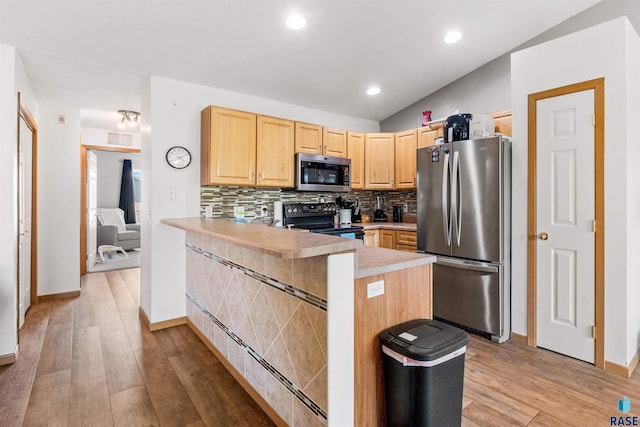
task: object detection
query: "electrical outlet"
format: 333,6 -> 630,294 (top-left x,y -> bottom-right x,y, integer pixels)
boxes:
367,280 -> 384,299
403,203 -> 408,213
167,186 -> 176,200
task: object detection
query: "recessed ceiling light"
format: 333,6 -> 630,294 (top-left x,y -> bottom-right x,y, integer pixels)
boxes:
286,14 -> 306,30
444,30 -> 462,44
367,86 -> 381,96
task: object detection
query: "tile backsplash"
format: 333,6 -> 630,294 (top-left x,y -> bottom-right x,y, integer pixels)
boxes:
200,186 -> 417,219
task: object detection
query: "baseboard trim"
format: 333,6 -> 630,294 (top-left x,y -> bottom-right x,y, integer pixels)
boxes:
0,346 -> 18,366
138,307 -> 186,332
38,290 -> 81,301
605,348 -> 640,378
510,332 -> 528,344
187,318 -> 287,427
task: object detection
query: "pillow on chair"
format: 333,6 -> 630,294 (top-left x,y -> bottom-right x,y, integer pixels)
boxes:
97,208 -> 127,232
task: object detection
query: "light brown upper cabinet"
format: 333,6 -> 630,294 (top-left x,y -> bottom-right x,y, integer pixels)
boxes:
418,124 -> 444,148
256,115 -> 295,188
201,106 -> 256,186
488,110 -> 512,137
294,122 -> 323,155
323,128 -> 347,158
395,129 -> 417,189
365,133 -> 395,189
347,131 -> 365,190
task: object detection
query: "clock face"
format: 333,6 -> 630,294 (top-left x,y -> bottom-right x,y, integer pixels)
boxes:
166,146 -> 191,169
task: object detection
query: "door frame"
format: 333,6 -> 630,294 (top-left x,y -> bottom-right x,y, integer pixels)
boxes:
79,144 -> 140,276
527,78 -> 605,368
17,92 -> 38,316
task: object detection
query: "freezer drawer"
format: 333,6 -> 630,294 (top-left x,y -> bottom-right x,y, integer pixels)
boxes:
433,258 -> 503,338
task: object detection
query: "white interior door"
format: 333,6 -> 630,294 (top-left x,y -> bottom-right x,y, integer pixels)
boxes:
536,89 -> 595,363
87,151 -> 98,271
18,116 -> 33,329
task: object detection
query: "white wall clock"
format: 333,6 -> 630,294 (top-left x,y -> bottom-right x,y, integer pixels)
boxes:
166,146 -> 191,169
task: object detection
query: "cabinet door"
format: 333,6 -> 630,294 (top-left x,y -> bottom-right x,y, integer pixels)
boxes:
295,122 -> 323,155
418,126 -> 441,148
202,106 -> 256,186
257,115 -> 295,188
323,128 -> 347,158
365,133 -> 395,189
347,131 -> 365,190
379,229 -> 395,249
395,129 -> 417,189
363,229 -> 379,247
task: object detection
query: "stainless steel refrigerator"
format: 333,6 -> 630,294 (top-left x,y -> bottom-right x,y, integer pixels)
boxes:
417,136 -> 511,343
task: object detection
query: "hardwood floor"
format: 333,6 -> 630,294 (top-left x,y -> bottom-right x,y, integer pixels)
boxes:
2,267 -> 639,426
0,268 -> 274,427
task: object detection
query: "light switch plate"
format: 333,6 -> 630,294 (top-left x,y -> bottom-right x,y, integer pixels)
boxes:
367,280 -> 384,298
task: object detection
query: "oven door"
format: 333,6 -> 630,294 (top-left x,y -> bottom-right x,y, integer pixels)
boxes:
296,153 -> 351,192
311,228 -> 364,240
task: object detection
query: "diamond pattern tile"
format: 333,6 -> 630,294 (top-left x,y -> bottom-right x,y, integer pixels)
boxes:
248,286 -> 280,354
281,305 -> 326,389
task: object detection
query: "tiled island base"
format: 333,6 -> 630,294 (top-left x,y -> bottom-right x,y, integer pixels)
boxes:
184,232 -> 329,427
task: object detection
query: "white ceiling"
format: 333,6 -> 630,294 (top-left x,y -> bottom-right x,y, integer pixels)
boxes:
0,0 -> 602,131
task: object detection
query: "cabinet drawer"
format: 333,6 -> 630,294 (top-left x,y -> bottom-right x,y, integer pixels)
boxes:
396,230 -> 417,246
395,244 -> 417,253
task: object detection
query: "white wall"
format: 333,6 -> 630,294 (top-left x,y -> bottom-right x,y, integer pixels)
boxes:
380,0 -> 640,132
0,46 -> 38,357
37,100 -> 81,296
82,127 -> 141,149
140,76 -> 379,324
94,151 -> 141,209
511,17 -> 640,366
624,23 -> 640,365
0,44 -> 18,357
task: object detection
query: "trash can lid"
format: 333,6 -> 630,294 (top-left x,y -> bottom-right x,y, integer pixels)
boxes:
380,319 -> 469,361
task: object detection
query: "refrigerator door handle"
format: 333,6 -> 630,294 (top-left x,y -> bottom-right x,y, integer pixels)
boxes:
437,258 -> 499,273
452,151 -> 461,246
442,152 -> 451,245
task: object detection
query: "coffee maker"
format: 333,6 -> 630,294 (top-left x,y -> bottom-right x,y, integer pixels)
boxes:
374,196 -> 387,222
392,205 -> 403,223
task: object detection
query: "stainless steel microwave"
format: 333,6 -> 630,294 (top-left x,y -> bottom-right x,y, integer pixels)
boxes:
295,153 -> 351,192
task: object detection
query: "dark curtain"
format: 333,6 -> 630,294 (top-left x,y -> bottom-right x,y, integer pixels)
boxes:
119,159 -> 136,224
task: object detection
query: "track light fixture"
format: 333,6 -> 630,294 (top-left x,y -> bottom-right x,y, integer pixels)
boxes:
117,110 -> 140,129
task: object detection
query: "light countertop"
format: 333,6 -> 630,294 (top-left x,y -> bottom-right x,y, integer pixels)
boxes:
162,217 -> 434,275
161,217 -> 362,259
354,246 -> 435,279
360,222 -> 417,231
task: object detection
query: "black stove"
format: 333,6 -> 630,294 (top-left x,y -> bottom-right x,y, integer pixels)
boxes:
282,202 -> 364,240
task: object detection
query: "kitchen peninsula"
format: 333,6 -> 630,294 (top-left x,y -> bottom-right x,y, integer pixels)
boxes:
162,217 -> 435,426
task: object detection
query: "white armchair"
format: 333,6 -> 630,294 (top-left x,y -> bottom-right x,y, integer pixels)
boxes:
96,208 -> 140,250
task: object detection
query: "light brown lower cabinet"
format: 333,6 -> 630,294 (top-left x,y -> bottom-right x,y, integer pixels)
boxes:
363,229 -> 379,247
364,228 -> 417,252
395,230 -> 417,252
354,264 -> 432,426
379,229 -> 395,249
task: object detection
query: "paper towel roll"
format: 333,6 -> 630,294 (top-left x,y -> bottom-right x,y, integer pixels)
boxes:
273,201 -> 284,227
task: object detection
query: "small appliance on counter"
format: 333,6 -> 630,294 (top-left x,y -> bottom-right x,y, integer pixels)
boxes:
443,113 -> 472,143
374,196 -> 388,222
392,205 -> 403,223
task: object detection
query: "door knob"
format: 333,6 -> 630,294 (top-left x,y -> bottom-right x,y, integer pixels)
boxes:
538,231 -> 549,241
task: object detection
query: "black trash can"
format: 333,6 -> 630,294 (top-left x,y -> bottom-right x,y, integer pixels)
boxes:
380,319 -> 469,427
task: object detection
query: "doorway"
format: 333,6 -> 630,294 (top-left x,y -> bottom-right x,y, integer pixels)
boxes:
527,78 -> 605,368
17,93 -> 38,331
80,145 -> 141,275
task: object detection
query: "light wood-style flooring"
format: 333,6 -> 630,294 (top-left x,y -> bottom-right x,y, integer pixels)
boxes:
0,268 -> 274,426
1,267 -> 639,426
